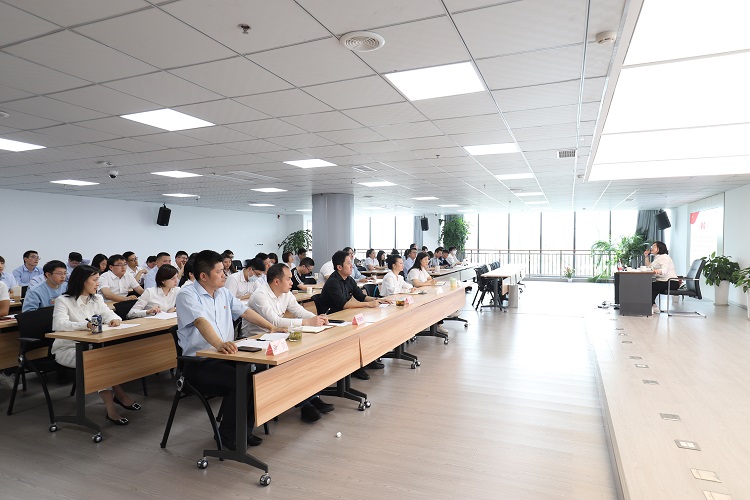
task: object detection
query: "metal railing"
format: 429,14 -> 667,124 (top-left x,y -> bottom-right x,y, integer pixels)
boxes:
462,249 -> 615,278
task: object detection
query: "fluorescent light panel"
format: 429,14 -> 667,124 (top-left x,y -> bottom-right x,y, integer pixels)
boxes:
439,204 -> 460,207
359,181 -> 396,187
121,109 -> 214,131
50,179 -> 98,186
412,196 -> 438,201
163,193 -> 198,197
384,62 -> 484,101
152,170 -> 202,178
590,155 -> 750,181
0,138 -> 46,152
249,203 -> 274,207
464,143 -> 520,156
296,209 -> 311,212
515,192 -> 544,197
252,188 -> 287,193
283,159 -> 337,168
495,173 -> 534,180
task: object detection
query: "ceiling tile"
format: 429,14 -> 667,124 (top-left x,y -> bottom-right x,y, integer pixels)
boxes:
2,0 -> 149,27
0,3 -> 59,46
2,96 -> 107,122
170,57 -> 293,98
0,52 -> 90,94
234,89 -> 332,117
77,116 -> 161,136
248,38 -> 374,87
343,102 -> 425,127
174,100 -> 269,125
434,114 -> 507,135
179,144 -> 246,158
75,8 -> 234,68
35,123 -> 120,143
283,111 -> 362,132
450,130 -> 514,146
49,85 -> 158,115
375,121 -> 444,140
413,91 -> 497,120
317,128 -> 387,144
95,137 -> 166,153
265,133 -> 334,149
477,45 -> 583,90
137,132 -> 208,149
104,72 -> 222,107
296,0 -> 445,33
0,109 -> 60,130
227,119 -> 307,138
220,139 -> 287,154
176,126 -> 256,144
0,84 -> 34,103
304,75 -> 404,109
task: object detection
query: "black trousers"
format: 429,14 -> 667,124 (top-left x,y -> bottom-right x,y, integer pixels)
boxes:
652,280 -> 670,305
184,359 -> 254,440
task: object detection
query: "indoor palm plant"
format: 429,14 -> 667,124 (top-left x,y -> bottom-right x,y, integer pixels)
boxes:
439,218 -> 470,259
702,252 -> 739,305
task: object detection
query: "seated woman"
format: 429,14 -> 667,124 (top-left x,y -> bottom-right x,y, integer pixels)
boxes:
178,259 -> 196,288
380,254 -> 413,296
128,264 -> 180,318
282,251 -> 294,269
376,250 -> 387,269
221,253 -> 234,277
51,265 -> 141,426
643,241 -> 677,313
364,249 -> 382,270
268,253 -> 278,265
91,253 -> 108,274
406,252 -> 437,287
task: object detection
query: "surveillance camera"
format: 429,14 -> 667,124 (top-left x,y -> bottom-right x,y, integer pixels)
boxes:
108,169 -> 119,179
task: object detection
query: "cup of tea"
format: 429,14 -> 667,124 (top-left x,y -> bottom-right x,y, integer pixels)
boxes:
288,328 -> 302,342
450,277 -> 457,288
395,298 -> 405,307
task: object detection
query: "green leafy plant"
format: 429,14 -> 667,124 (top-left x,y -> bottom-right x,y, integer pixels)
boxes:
563,267 -> 575,279
439,218 -> 470,255
278,229 -> 313,255
731,266 -> 750,292
590,233 -> 649,280
702,252 -> 740,286
617,234 -> 649,268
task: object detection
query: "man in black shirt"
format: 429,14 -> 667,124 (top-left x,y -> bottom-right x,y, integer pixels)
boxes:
291,257 -> 316,291
317,251 -> 389,379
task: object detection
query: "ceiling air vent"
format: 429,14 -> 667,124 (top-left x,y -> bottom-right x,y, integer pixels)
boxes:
339,31 -> 385,52
557,149 -> 577,159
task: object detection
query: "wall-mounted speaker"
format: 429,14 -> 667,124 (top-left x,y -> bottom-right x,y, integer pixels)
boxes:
420,217 -> 429,231
157,205 -> 171,226
655,211 -> 671,230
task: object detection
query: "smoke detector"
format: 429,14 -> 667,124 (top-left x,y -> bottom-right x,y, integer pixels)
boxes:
339,31 -> 385,52
595,31 -> 617,45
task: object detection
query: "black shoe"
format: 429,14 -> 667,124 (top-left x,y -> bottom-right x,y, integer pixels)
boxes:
301,403 -> 322,422
104,412 -> 128,426
247,433 -> 263,446
366,360 -> 384,369
310,396 -> 334,413
352,368 -> 370,380
113,396 -> 142,411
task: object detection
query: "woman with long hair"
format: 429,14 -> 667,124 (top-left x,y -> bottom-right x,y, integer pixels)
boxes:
51,265 -> 140,425
128,264 -> 180,318
91,253 -> 108,273
406,252 -> 437,287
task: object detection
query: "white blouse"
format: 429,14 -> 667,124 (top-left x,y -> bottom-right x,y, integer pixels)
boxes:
380,270 -> 413,296
407,267 -> 430,284
651,254 -> 677,282
127,286 -> 181,318
364,257 -> 379,269
51,294 -> 121,355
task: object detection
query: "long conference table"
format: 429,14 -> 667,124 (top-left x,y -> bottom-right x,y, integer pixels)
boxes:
481,264 -> 525,308
37,283 -> 466,486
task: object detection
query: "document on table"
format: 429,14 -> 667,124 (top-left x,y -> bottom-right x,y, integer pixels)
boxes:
331,321 -> 352,327
259,332 -> 290,341
0,314 -> 16,320
298,325 -> 335,333
378,303 -> 391,308
102,323 -> 140,331
235,338 -> 269,349
435,281 -> 446,286
152,312 -> 177,320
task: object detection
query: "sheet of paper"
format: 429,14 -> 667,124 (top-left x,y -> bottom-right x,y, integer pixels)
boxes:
299,325 -> 334,333
1,314 -> 16,320
378,303 -> 391,308
102,323 -> 140,331
259,332 -> 290,341
331,321 -> 352,326
152,311 -> 177,320
235,338 -> 270,348
435,281 -> 446,286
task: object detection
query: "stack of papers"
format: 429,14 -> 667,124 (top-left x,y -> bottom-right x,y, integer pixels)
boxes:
152,312 -> 177,320
102,323 -> 140,331
259,332 -> 289,341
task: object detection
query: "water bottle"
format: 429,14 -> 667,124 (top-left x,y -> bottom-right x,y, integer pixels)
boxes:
90,314 -> 103,334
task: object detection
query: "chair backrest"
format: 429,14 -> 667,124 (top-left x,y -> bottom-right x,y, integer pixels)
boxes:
311,294 -> 324,315
16,306 -> 54,342
475,265 -> 489,287
362,283 -> 379,297
490,262 -> 499,270
232,260 -> 243,270
685,258 -> 705,300
21,285 -> 29,298
114,300 -> 136,319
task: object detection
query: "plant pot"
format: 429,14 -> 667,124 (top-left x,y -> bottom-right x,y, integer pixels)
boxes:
567,278 -> 573,283
714,281 -> 730,305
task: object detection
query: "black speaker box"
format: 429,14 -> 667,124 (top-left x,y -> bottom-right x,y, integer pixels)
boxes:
157,206 -> 171,226
420,217 -> 429,231
655,211 -> 671,230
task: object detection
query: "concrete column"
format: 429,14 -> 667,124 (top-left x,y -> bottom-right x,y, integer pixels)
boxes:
312,193 -> 354,270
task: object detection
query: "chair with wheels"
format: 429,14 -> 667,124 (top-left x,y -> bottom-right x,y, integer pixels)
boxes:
7,307 -> 74,432
664,258 -> 706,317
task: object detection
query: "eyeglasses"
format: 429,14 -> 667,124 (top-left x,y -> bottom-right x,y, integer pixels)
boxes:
111,263 -> 127,267
51,272 -> 67,277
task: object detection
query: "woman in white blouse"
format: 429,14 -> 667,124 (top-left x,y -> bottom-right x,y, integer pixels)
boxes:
51,265 -> 140,425
128,264 -> 180,318
643,241 -> 678,313
407,252 -> 437,287
380,255 -> 414,296
364,249 -> 383,270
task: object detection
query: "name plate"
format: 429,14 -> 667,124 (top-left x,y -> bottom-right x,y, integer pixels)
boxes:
352,313 -> 366,325
435,286 -> 444,294
266,339 -> 289,355
403,296 -> 414,304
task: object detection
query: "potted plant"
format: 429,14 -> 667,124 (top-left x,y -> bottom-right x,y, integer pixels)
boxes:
731,266 -> 750,318
278,229 -> 313,255
439,217 -> 470,260
563,267 -> 575,282
702,252 -> 740,305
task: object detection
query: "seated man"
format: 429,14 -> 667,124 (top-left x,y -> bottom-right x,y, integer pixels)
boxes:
429,247 -> 448,269
320,248 -> 367,283
123,251 -> 148,283
254,253 -> 272,274
0,280 -> 9,317
98,254 -> 144,303
22,260 -> 68,312
225,258 -> 265,300
176,250 -> 284,450
293,248 -> 307,269
243,264 -> 332,422
174,250 -> 188,279
0,255 -> 18,294
291,257 -> 317,292
403,247 -> 417,273
13,250 -> 43,286
317,251 -> 390,380
66,252 -> 82,281
445,246 -> 460,266
143,252 -> 171,289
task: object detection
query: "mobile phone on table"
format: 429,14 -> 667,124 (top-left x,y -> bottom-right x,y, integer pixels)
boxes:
238,346 -> 262,352
328,319 -> 345,324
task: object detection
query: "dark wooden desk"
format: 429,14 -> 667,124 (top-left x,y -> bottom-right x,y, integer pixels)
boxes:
615,271 -> 655,316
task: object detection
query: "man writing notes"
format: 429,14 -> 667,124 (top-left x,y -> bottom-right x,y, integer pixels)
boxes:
22,260 -> 68,312
176,250 -> 283,450
243,263 -> 333,422
99,254 -> 144,303
317,251 -> 390,380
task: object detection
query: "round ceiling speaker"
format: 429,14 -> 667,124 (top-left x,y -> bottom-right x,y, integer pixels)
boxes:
339,31 -> 385,52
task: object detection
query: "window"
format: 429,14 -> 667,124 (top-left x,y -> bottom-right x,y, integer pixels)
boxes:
353,214 -> 370,250
395,215 -> 413,250
479,213 -> 508,250
509,212 -> 541,250
370,215 -> 395,250
610,210 -> 638,241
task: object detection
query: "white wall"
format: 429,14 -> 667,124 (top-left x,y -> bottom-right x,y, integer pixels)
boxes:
724,184 -> 750,307
0,188 -> 288,270
667,205 -> 689,275
421,215 -> 441,250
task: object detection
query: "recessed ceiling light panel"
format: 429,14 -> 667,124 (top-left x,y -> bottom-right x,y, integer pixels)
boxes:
283,159 -> 337,168
439,204 -> 459,207
0,138 -> 45,152
121,109 -> 214,131
495,173 -> 534,181
359,181 -> 396,187
464,143 -> 520,156
252,187 -> 287,193
249,203 -> 274,207
385,62 -> 484,101
163,193 -> 199,198
50,179 -> 98,186
515,192 -> 544,197
412,196 -> 438,201
152,170 -> 202,178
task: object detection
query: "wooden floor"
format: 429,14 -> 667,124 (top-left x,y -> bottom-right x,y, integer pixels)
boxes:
0,283 -> 622,499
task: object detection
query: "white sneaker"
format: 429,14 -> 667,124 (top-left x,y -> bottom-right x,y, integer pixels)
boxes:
652,305 -> 660,314
436,325 -> 449,334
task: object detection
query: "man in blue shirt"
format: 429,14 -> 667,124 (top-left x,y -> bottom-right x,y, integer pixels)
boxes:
143,252 -> 171,289
0,255 -> 18,293
22,260 -> 68,312
12,250 -> 43,286
66,252 -> 82,281
176,250 -> 283,451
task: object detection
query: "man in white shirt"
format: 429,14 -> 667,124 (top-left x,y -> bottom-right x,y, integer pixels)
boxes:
225,258 -> 265,300
244,263 -> 332,422
99,254 -> 145,303
293,248 -> 307,269
445,247 -> 460,266
123,251 -> 148,283
143,252 -> 171,289
174,250 -> 188,278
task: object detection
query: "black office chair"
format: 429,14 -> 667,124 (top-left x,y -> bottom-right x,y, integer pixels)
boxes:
232,260 -> 243,271
113,300 -> 150,396
473,265 -> 498,310
664,258 -> 706,317
7,307 -> 74,431
21,285 -> 28,298
362,283 -> 379,297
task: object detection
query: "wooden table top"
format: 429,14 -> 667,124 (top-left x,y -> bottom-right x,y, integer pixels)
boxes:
482,264 -> 525,278
46,317 -> 177,343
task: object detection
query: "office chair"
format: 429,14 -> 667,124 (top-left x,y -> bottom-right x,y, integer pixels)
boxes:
7,307 -> 75,432
113,300 -> 150,396
232,260 -> 243,271
664,258 -> 706,317
362,283 -> 379,297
